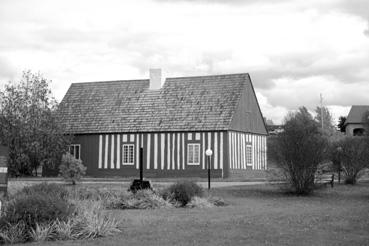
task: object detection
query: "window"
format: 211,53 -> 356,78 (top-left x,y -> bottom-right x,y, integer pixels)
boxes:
69,144 -> 81,159
246,145 -> 252,165
122,144 -> 134,165
187,143 -> 200,165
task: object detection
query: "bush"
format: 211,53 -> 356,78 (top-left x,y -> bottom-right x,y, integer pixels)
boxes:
0,221 -> 27,244
59,153 -> 87,185
162,181 -> 203,206
107,189 -> 172,210
17,182 -> 69,201
72,200 -> 121,238
268,107 -> 328,195
1,193 -> 73,233
330,137 -> 369,185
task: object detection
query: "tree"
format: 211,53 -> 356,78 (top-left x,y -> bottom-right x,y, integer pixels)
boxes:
314,106 -> 336,135
337,116 -> 346,133
59,153 -> 86,185
330,137 -> 369,184
0,71 -> 71,176
362,110 -> 369,136
268,107 -> 328,195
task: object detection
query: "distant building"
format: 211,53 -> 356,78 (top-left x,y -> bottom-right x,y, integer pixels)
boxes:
266,125 -> 284,135
344,105 -> 369,136
57,71 -> 268,178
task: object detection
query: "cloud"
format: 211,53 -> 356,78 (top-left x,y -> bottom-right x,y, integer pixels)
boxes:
0,56 -> 16,84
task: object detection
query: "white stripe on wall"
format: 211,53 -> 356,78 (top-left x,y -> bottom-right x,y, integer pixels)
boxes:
147,134 -> 151,169
202,133 -> 205,169
116,134 -> 120,169
110,134 -> 115,169
167,134 -> 170,170
98,135 -> 102,169
172,133 -> 175,170
220,132 -> 223,170
177,133 -> 180,170
182,133 -> 185,170
154,133 -> 158,169
161,134 -> 165,170
214,132 -> 218,169
104,135 -> 108,169
136,134 -> 140,169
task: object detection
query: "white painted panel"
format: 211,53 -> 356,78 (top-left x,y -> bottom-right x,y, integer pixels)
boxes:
167,133 -> 171,170
235,133 -> 238,169
123,134 -> 127,142
161,134 -> 165,170
229,132 -> 233,169
182,133 -> 185,170
0,167 -> 7,173
241,134 -> 245,169
195,133 -> 200,140
98,135 -> 102,169
220,132 -> 223,170
104,135 -> 108,169
130,134 -> 134,142
202,133 -> 205,169
177,133 -> 180,170
154,134 -> 158,169
214,132 -> 218,169
110,135 -> 115,169
116,135 -> 120,169
136,134 -> 140,169
265,136 -> 268,169
188,133 -> 192,140
147,134 -> 151,169
172,134 -> 175,170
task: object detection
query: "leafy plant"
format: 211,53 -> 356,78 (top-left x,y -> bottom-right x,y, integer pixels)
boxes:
29,223 -> 56,242
0,221 -> 27,244
0,70 -> 71,177
162,181 -> 203,206
18,182 -> 69,201
268,107 -> 328,195
59,153 -> 87,185
2,193 -> 73,232
331,137 -> 369,184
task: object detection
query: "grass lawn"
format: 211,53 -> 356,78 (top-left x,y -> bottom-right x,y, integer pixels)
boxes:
20,182 -> 369,246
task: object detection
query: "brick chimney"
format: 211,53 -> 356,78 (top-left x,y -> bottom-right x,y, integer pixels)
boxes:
149,68 -> 163,90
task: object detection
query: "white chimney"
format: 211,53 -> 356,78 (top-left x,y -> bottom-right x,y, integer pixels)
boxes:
149,68 -> 163,90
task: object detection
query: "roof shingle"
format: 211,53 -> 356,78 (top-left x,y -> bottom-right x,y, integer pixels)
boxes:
58,73 -> 251,134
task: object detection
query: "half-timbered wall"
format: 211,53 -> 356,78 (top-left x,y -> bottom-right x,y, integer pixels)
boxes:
97,132 -> 224,170
228,131 -> 267,170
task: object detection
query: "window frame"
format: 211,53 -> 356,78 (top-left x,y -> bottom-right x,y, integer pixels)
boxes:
69,144 -> 81,160
187,143 -> 200,165
122,144 -> 135,165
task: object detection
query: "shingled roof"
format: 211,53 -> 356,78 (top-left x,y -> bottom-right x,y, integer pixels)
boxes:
58,73 -> 255,134
345,105 -> 369,125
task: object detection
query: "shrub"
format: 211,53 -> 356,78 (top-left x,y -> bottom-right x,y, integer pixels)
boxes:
1,193 -> 73,232
17,182 -> 69,201
162,181 -> 203,206
186,196 -> 214,208
0,221 -> 27,244
331,137 -> 369,185
268,107 -> 328,195
59,153 -> 87,185
107,189 -> 172,209
72,200 -> 121,239
29,223 -> 55,242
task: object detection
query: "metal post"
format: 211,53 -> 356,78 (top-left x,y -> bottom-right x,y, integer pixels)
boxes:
140,147 -> 143,182
207,156 -> 211,190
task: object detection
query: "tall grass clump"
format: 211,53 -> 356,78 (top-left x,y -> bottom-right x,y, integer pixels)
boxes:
162,181 -> 203,207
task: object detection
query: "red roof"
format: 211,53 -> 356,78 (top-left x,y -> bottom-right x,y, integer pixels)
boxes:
345,105 -> 369,124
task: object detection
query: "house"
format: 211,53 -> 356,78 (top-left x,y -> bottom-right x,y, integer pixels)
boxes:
344,105 -> 369,136
58,70 -> 268,178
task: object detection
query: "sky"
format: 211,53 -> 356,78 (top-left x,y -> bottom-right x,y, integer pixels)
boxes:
0,0 -> 368,124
